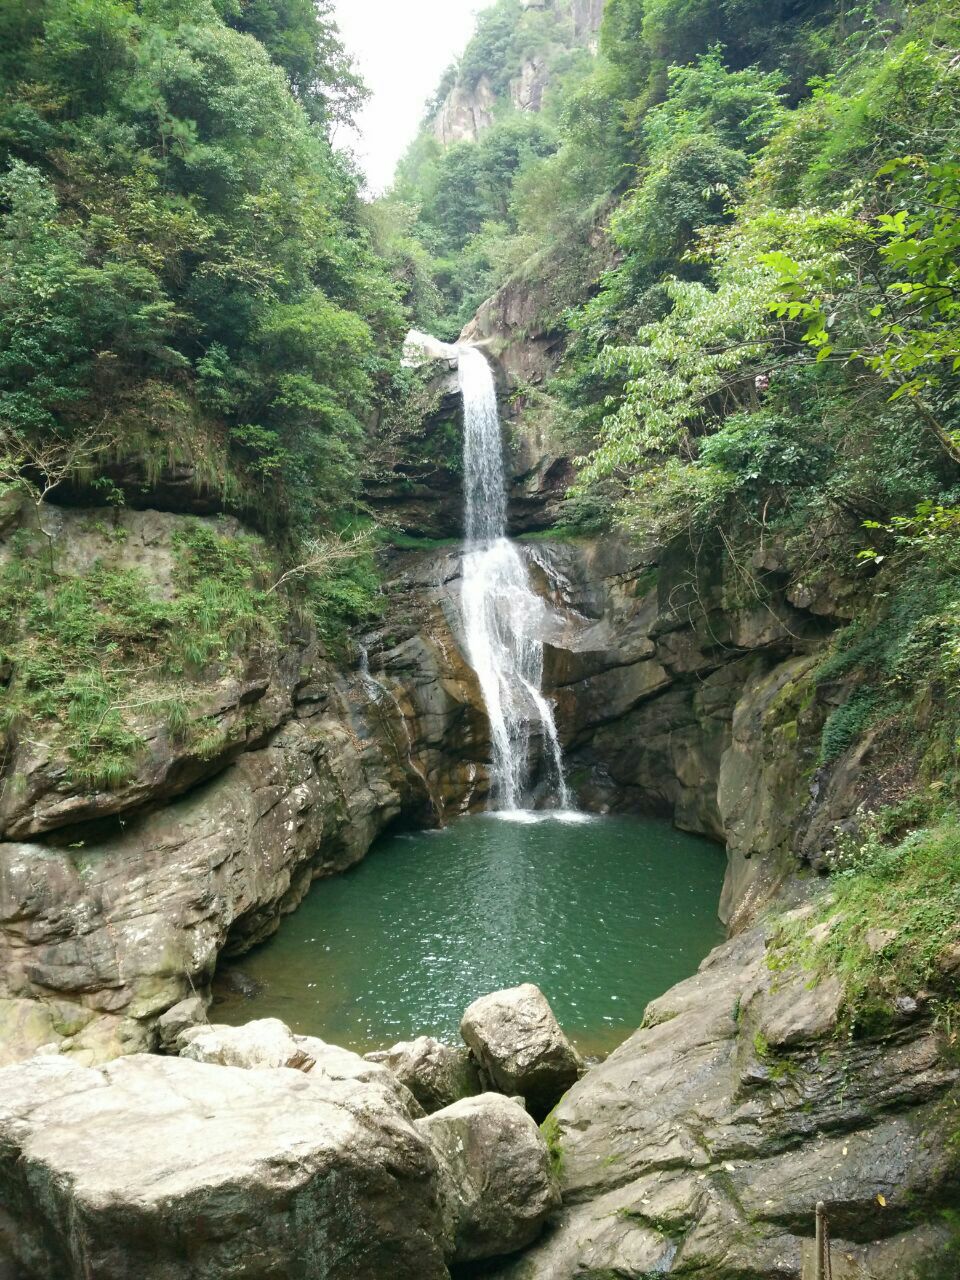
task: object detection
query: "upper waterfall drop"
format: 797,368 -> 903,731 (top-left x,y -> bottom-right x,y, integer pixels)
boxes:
456,344 -> 571,814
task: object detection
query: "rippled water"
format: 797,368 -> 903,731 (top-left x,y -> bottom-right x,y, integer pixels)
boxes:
214,813 -> 725,1058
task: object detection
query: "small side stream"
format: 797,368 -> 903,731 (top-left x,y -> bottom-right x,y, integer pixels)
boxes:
215,813 -> 724,1058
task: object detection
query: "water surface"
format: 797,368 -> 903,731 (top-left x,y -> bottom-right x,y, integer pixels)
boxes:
215,813 -> 725,1057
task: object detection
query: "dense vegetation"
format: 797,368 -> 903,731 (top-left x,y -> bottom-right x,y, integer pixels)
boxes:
0,0 -> 402,780
0,0 -> 405,538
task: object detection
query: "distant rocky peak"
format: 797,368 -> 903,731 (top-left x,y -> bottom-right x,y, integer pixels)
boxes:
430,0 -> 603,147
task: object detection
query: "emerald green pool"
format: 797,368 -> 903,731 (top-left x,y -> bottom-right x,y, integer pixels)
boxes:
215,813 -> 726,1058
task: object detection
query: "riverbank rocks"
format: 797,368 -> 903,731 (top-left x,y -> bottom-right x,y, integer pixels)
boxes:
0,1054 -> 451,1280
179,1018 -> 422,1118
155,995 -> 208,1053
460,984 -> 584,1119
0,1046 -> 561,1280
482,926 -> 960,1279
422,1093 -> 560,1262
365,1035 -> 482,1113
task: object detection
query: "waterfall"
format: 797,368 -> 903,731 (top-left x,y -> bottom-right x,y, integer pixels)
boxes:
457,345 -> 571,813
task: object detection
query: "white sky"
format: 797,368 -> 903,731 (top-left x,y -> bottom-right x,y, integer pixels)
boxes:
332,0 -> 492,193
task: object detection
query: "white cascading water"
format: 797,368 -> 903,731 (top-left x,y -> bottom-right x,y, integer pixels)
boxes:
457,345 -> 571,813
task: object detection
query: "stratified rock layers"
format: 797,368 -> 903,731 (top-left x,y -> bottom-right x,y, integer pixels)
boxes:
489,924 -> 960,1278
0,507 -> 489,1066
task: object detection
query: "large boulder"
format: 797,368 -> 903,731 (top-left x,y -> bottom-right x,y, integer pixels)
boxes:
460,984 -> 583,1120
421,1093 -> 560,1263
0,1054 -> 450,1280
365,1035 -> 482,1114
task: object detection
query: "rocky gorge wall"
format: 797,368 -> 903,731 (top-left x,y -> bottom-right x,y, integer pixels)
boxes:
0,431 -> 874,1069
1,315 -> 957,1277
0,499 -> 495,1066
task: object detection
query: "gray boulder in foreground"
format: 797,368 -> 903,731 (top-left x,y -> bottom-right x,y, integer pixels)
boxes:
0,1027 -> 561,1280
0,1054 -> 450,1280
421,1093 -> 560,1262
365,1035 -> 482,1113
460,984 -> 583,1119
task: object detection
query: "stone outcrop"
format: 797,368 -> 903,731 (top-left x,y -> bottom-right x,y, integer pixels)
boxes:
0,507 -> 490,1067
521,535 -> 870,926
433,76 -> 496,145
0,506 -> 301,839
487,922 -> 960,1278
0,717 -> 404,1063
430,0 -> 605,148
366,338 -> 465,538
460,983 -> 584,1120
511,56 -> 550,112
0,1032 -> 559,1279
570,0 -> 605,37
423,1093 -> 560,1262
365,1035 -> 482,1114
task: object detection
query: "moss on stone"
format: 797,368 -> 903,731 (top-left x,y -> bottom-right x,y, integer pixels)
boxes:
540,1113 -> 565,1182
769,816 -> 960,1031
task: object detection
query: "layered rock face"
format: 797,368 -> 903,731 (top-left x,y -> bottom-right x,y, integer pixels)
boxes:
429,0 -> 605,149
503,535 -> 868,928
488,920 -> 960,1279
0,505 -> 490,1066
433,75 -> 496,145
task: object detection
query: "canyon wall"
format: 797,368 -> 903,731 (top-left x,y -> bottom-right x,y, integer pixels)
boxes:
2,319 -> 955,1279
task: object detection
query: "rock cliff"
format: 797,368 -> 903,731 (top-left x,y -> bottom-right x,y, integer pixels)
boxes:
1,317 -> 955,1277
429,0 -> 606,149
0,502 -> 490,1065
